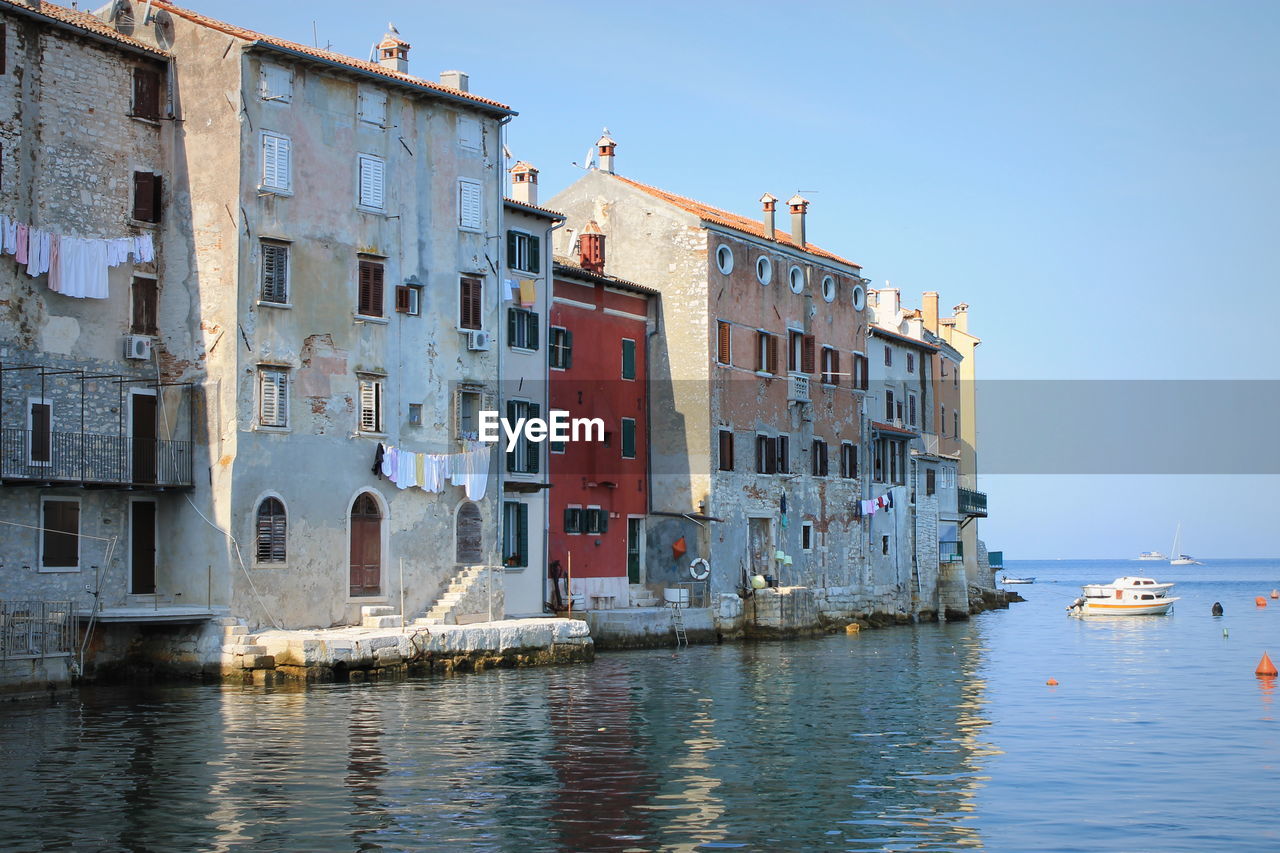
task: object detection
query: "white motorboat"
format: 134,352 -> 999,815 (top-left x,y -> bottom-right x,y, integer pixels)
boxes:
1068,578 -> 1179,616
1001,576 -> 1035,584
1137,551 -> 1167,561
1169,523 -> 1203,565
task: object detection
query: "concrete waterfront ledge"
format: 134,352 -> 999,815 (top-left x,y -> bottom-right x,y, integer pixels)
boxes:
219,617 -> 593,683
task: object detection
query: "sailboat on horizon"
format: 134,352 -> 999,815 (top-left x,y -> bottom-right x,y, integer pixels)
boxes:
1170,522 -> 1204,566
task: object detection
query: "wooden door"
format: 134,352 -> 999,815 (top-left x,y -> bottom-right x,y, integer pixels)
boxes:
349,493 -> 381,596
131,393 -> 157,484
131,500 -> 156,594
626,518 -> 642,584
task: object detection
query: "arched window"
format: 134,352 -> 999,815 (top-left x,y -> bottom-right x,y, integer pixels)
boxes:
255,497 -> 286,563
456,501 -> 483,564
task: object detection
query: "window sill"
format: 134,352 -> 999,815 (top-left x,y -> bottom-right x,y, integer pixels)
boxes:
128,114 -> 163,126
457,327 -> 485,335
254,563 -> 288,570
503,565 -> 527,573
256,300 -> 292,309
356,206 -> 388,216
257,186 -> 293,197
38,566 -> 80,574
358,432 -> 388,440
347,595 -> 388,603
128,219 -> 160,230
509,346 -> 537,354
354,314 -> 389,325
253,424 -> 292,434
459,226 -> 483,234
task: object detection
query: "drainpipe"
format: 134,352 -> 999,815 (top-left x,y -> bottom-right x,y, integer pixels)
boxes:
543,216 -> 567,612
492,114 -> 512,620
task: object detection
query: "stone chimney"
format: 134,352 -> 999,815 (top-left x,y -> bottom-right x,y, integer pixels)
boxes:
760,193 -> 777,240
580,220 -> 605,274
880,285 -> 900,317
922,291 -> 939,332
952,302 -> 969,333
377,28 -> 410,73
596,131 -> 616,175
787,194 -> 809,247
510,161 -> 538,206
439,70 -> 469,92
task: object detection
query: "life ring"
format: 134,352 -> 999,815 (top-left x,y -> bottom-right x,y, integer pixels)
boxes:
689,558 -> 711,581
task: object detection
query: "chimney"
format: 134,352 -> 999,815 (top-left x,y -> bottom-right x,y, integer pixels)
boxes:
439,70 -> 469,92
787,194 -> 809,247
580,220 -> 605,274
596,131 -> 616,175
953,302 -> 969,333
510,161 -> 538,206
377,28 -> 410,73
922,292 -> 939,332
760,193 -> 777,240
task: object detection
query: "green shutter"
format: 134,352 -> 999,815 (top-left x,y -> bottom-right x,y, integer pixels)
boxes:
527,403 -> 541,473
622,418 -> 635,459
599,510 -> 609,533
565,507 -> 579,533
564,330 -> 574,368
529,235 -> 541,273
517,503 -> 529,566
506,230 -> 517,269
621,339 -> 635,379
527,312 -> 539,351
506,400 -> 518,472
508,308 -> 519,346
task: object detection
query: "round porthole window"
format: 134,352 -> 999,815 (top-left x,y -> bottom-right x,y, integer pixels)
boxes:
821,275 -> 836,303
789,265 -> 804,294
851,284 -> 866,311
756,256 -> 772,285
716,245 -> 734,275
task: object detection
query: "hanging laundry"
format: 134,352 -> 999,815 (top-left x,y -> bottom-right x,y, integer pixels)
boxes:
15,222 -> 29,265
861,499 -> 879,516
371,443 -> 386,478
518,279 -> 536,307
463,446 -> 490,501
502,278 -> 516,303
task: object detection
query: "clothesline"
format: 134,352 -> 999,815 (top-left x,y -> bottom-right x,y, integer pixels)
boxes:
858,490 -> 895,518
372,441 -> 492,501
1,212 -> 155,299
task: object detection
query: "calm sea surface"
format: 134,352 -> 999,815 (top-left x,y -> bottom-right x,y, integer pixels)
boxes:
3,558 -> 1280,852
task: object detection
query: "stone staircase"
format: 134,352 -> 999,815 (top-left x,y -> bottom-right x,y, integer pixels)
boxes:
219,617 -> 274,669
359,605 -> 403,629
630,584 -> 659,608
414,566 -> 501,626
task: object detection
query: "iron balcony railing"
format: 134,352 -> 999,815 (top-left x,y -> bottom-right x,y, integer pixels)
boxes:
1,428 -> 193,488
958,487 -> 988,517
0,600 -> 75,659
940,540 -> 964,563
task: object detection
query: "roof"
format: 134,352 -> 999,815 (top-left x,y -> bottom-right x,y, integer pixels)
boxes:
553,258 -> 658,297
0,0 -> 169,58
609,174 -> 862,270
869,325 -> 941,352
870,420 -> 920,438
503,198 -> 565,221
149,1 -> 513,115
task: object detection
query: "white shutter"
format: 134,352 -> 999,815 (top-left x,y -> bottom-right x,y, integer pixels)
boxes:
260,64 -> 293,103
259,369 -> 287,427
359,155 -> 385,210
262,133 -> 290,191
458,116 -> 481,150
359,379 -> 382,432
358,87 -> 387,126
458,178 -> 482,230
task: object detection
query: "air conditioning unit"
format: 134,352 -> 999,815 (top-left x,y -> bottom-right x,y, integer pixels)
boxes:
467,330 -> 492,352
124,335 -> 153,360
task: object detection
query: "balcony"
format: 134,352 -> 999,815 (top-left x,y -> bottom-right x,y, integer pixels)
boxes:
788,374 -> 811,404
959,487 -> 987,517
939,540 -> 963,563
1,429 -> 193,489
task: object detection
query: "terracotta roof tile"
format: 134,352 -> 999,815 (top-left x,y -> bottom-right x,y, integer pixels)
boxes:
610,174 -> 862,270
870,420 -> 920,437
553,258 -> 658,296
869,325 -> 940,352
503,197 -> 565,220
0,0 -> 169,56
149,1 -> 512,114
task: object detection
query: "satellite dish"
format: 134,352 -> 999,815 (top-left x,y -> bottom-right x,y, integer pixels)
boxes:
94,0 -> 135,35
153,8 -> 175,49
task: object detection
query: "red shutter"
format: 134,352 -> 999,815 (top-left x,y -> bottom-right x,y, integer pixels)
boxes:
802,335 -> 816,374
395,285 -> 411,313
717,322 -> 731,365
460,277 -> 481,330
832,350 -> 841,385
767,334 -> 778,374
132,172 -> 157,222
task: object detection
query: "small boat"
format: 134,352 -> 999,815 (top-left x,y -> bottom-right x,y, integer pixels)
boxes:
1001,576 -> 1035,584
1068,577 -> 1179,616
1137,551 -> 1167,561
1169,523 -> 1203,565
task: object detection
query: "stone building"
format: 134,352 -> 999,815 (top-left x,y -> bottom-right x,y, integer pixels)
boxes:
548,138 -> 881,611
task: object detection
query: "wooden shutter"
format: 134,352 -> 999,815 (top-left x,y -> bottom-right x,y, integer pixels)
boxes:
359,155 -> 385,209
42,501 -> 79,568
262,243 -> 288,303
564,329 -> 574,369
395,285 -> 411,313
259,369 -> 287,427
926,468 -> 936,496
776,435 -> 789,473
506,400 -> 519,472
622,418 -> 636,459
622,338 -> 636,378
506,231 -> 518,269
516,503 -> 529,566
132,171 -> 158,222
262,133 -> 290,191
832,350 -> 841,386
526,311 -> 539,351
802,335 -> 816,374
460,277 -> 481,329
507,308 -> 519,345
565,507 -> 580,534
456,502 -> 482,563
358,260 -> 384,316
717,322 -> 731,365
133,67 -> 161,119
30,402 -> 51,463
359,379 -> 381,432
719,429 -> 734,471
529,235 -> 541,273
256,498 -> 287,563
527,404 -> 541,474
131,276 -> 157,334
859,355 -> 869,390
885,391 -> 894,421
909,395 -> 917,426
458,179 -> 482,229
767,334 -> 779,374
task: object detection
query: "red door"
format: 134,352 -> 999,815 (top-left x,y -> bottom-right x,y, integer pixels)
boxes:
349,493 -> 381,596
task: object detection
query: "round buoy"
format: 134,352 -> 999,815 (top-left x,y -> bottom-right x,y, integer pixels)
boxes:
1212,602 -> 1224,616
1257,597 -> 1268,608
1257,652 -> 1278,677
1046,678 -> 1059,686
1272,589 -> 1279,600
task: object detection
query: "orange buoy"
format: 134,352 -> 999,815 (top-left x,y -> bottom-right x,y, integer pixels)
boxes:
1046,678 -> 1059,686
1256,597 -> 1268,608
1256,653 -> 1278,678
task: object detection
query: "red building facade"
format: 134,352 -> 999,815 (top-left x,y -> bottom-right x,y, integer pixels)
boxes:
547,251 -> 655,610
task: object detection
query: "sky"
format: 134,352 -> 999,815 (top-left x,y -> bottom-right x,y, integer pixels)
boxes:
186,0 -> 1280,558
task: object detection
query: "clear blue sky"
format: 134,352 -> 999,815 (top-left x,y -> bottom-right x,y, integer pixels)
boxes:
190,0 -> 1280,558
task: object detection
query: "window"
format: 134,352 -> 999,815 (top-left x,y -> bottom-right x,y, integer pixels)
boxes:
941,360 -> 948,378
852,353 -> 869,390
0,24 -> 5,76
884,345 -> 892,367
29,400 -> 51,465
507,230 -> 541,273
260,241 -> 288,304
621,417 -> 636,459
954,411 -> 960,438
908,394 -> 917,427
926,468 -> 937,496
395,283 -> 422,315
801,522 -> 814,552
41,498 -> 79,570
502,501 -> 529,568
260,63 -> 292,102
456,501 -> 483,563
132,66 -> 162,119
906,352 -> 915,374
458,178 -> 482,230
261,132 -> 291,192
564,506 -> 583,534
882,535 -> 890,555
757,255 -> 772,285
821,347 -> 840,385
622,338 -> 637,379
788,330 -> 802,372
941,404 -> 947,435
549,327 -> 573,369
357,86 -> 387,126
585,507 -> 609,534
132,171 -> 161,222
811,439 -> 829,476
954,368 -> 959,388
131,276 -> 157,335
357,259 -> 384,317
840,442 -> 857,479
821,275 -> 836,303
718,428 -> 735,471
885,390 -> 895,422
789,265 -> 804,293
255,497 -> 287,563
508,307 -> 539,350
755,435 -> 775,475
716,322 -> 731,366
756,331 -> 779,373
258,367 -> 288,428
358,154 -> 385,210
458,116 -> 482,151
459,276 -> 483,330
852,284 -> 866,311
359,377 -> 384,433
716,244 -> 734,274
506,399 -> 540,474
802,335 -> 816,374
454,386 -> 483,441
408,403 -> 422,425
776,434 -> 790,474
